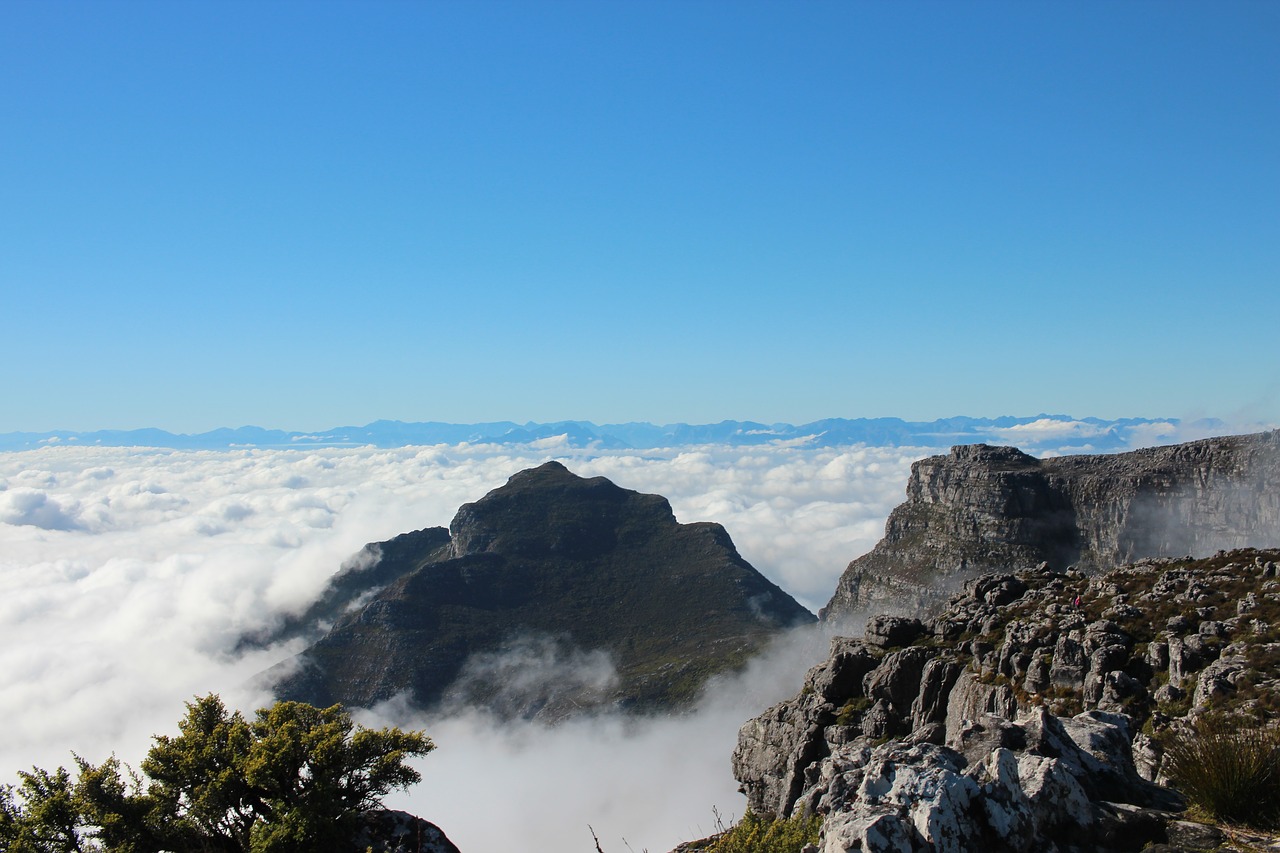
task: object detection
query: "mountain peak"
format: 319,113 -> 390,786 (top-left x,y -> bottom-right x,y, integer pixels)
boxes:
271,464 -> 814,719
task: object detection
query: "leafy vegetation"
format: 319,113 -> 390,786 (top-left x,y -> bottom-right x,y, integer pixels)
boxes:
704,811 -> 822,853
835,697 -> 872,727
1159,715 -> 1280,829
0,695 -> 432,853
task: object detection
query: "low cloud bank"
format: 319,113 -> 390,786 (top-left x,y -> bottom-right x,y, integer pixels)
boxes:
368,623 -> 841,852
0,430 -> 1222,848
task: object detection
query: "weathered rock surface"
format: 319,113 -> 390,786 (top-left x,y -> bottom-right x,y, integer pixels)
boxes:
354,809 -> 460,853
733,549 -> 1280,852
270,462 -> 814,718
824,430 -> 1280,621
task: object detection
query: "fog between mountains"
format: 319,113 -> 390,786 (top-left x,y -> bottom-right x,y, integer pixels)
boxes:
0,431 -> 1198,850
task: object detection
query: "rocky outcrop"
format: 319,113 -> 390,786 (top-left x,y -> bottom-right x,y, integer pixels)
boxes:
354,810 -> 460,853
271,462 -> 814,718
733,549 -> 1280,852
824,430 -> 1280,621
807,711 -> 1182,853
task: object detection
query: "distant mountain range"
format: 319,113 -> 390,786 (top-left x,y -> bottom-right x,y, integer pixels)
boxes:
0,415 -> 1235,453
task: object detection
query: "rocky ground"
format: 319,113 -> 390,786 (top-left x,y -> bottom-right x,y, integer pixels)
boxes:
355,810 -> 461,853
730,548 -> 1280,852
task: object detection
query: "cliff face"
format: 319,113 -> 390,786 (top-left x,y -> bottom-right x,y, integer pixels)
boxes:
823,431 -> 1280,622
271,462 -> 814,719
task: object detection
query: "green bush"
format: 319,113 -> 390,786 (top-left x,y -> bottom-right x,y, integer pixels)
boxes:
1,695 -> 433,853
1161,716 -> 1280,829
707,810 -> 821,853
835,697 -> 872,727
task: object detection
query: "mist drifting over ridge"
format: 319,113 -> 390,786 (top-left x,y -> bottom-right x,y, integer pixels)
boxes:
1,421 -> 1272,850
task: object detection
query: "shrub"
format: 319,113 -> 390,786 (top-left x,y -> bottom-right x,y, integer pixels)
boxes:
2,695 -> 433,853
835,697 -> 872,727
1160,716 -> 1280,829
707,811 -> 821,853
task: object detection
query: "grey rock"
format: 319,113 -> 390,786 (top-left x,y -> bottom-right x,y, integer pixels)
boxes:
1098,671 -> 1144,714
733,691 -> 833,817
734,548 -> 1276,837
910,657 -> 963,730
809,638 -> 881,704
950,714 -> 1026,766
1147,640 -> 1170,671
1198,620 -> 1228,638
1131,733 -> 1163,783
944,671 -> 1018,745
969,573 -> 1030,606
1022,653 -> 1052,695
865,646 -> 938,721
1168,634 -> 1217,684
864,615 -> 927,649
1164,819 -> 1228,850
860,699 -> 896,740
1091,801 -> 1170,852
1191,656 -> 1248,709
1084,643 -> 1132,702
1050,633 -> 1087,689
823,431 -> 1280,622
354,810 -> 461,853
809,714 -> 1164,853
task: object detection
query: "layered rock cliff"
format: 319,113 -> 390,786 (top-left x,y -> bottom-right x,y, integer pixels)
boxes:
824,430 -> 1280,622
271,462 -> 814,718
732,549 -> 1280,852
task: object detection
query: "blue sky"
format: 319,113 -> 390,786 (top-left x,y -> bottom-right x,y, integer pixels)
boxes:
2,0 -> 1277,433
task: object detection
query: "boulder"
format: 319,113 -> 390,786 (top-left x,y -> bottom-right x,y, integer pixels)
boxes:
354,810 -> 461,853
864,615 -> 928,649
734,692 -> 832,817
809,711 -> 1182,853
943,672 -> 1018,745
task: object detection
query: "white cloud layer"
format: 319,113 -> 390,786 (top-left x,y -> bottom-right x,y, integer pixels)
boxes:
0,433 -> 1174,849
0,441 -> 913,849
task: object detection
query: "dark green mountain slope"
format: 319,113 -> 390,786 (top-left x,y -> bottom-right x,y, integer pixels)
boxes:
272,462 -> 814,718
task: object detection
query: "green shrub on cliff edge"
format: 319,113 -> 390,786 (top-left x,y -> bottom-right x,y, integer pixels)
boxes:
706,811 -> 821,853
0,694 -> 432,853
1160,715 -> 1280,829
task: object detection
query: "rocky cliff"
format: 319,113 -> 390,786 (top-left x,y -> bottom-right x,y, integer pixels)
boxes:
731,549 -> 1280,852
823,430 -> 1280,622
271,462 -> 814,718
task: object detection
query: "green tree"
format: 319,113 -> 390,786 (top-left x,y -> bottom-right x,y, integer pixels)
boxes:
3,695 -> 433,853
240,700 -> 428,853
1,766 -> 83,852
141,695 -> 259,852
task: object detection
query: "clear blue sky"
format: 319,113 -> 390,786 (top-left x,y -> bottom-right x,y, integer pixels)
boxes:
2,0 -> 1277,433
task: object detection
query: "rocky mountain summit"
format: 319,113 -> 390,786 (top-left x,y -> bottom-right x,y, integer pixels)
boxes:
823,430 -> 1280,622
271,461 -> 814,718
732,548 -> 1280,852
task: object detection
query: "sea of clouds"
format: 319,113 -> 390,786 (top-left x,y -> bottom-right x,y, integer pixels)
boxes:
0,427 -> 1231,850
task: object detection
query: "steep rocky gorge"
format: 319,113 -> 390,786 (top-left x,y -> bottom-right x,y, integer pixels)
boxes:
823,431 -> 1280,622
